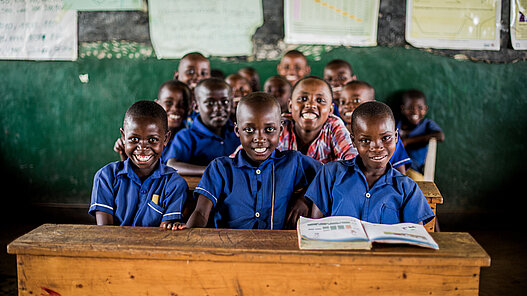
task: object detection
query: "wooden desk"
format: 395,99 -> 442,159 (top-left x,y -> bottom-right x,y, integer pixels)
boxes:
183,176 -> 444,232
8,224 -> 490,295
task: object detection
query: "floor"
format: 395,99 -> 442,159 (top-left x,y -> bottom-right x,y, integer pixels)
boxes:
1,211 -> 526,295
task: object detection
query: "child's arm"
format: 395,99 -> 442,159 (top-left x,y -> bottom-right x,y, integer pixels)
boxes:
173,195 -> 213,230
166,158 -> 206,176
285,188 -> 309,229
311,203 -> 324,219
401,131 -> 444,147
113,137 -> 127,161
95,211 -> 114,225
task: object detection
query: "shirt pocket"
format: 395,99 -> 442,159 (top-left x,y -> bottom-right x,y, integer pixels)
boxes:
380,204 -> 400,224
138,200 -> 165,226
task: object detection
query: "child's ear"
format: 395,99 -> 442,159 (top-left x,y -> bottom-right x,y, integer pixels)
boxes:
279,120 -> 284,135
394,128 -> 399,142
305,65 -> 311,75
164,131 -> 172,147
234,122 -> 240,137
174,71 -> 179,80
120,128 -> 125,140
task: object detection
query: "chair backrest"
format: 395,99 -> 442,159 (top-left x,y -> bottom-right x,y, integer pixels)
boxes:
423,137 -> 437,181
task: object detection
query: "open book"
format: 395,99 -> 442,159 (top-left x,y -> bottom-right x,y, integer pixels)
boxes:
297,216 -> 439,250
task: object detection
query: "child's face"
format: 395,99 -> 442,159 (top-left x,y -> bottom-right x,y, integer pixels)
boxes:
351,115 -> 397,172
290,79 -> 333,133
226,77 -> 251,111
264,78 -> 291,114
401,97 -> 428,126
277,54 -> 310,86
120,117 -> 169,178
176,57 -> 210,90
238,69 -> 260,91
195,86 -> 232,131
339,85 -> 374,124
323,64 -> 356,100
156,86 -> 188,130
235,103 -> 282,165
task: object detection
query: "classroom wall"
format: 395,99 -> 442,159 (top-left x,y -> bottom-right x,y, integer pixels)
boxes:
1,0 -> 526,220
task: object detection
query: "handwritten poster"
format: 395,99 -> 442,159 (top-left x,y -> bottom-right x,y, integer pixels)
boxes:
63,0 -> 144,11
148,0 -> 263,58
511,0 -> 527,50
0,0 -> 77,60
406,0 -> 501,51
284,0 -> 380,46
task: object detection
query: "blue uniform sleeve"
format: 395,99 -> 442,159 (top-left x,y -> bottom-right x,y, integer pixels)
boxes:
400,178 -> 435,224
294,153 -> 323,189
89,165 -> 116,216
425,119 -> 443,133
193,159 -> 226,207
160,174 -> 188,222
166,129 -> 193,163
390,139 -> 412,169
304,163 -> 338,216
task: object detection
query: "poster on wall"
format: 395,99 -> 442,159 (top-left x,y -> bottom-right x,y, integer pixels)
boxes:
511,0 -> 527,50
149,0 -> 263,58
284,0 -> 380,46
63,0 -> 144,11
405,0 -> 501,51
0,0 -> 77,60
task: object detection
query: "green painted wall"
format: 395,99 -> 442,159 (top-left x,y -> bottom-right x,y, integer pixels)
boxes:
1,46 -> 526,214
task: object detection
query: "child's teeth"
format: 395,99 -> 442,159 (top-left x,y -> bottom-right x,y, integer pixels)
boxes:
136,155 -> 152,162
286,75 -> 296,80
302,113 -> 317,120
254,148 -> 266,153
333,86 -> 342,92
169,114 -> 181,120
345,112 -> 352,117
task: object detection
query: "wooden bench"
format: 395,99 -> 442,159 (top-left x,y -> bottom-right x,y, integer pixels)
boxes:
7,224 -> 490,295
182,176 -> 444,232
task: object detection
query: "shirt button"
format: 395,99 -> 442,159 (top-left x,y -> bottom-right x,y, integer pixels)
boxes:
255,212 -> 260,218
220,141 -> 224,145
256,169 -> 261,174
365,193 -> 371,198
141,190 -> 147,194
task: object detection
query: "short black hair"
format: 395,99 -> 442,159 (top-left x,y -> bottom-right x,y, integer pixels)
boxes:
283,49 -> 307,61
265,75 -> 292,88
344,80 -> 373,91
194,77 -> 232,100
236,92 -> 281,121
325,59 -> 353,75
124,100 -> 168,133
351,101 -> 394,133
402,89 -> 427,104
292,75 -> 334,101
158,80 -> 192,111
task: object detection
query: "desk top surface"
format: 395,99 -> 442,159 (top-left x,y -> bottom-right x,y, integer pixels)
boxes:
8,224 -> 488,266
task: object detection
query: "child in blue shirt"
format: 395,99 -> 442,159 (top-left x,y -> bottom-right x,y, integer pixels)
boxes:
306,101 -> 434,225
90,100 -> 188,228
171,92 -> 322,230
397,89 -> 445,177
165,78 -> 240,175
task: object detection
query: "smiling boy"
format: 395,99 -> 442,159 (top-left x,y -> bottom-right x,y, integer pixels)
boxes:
174,52 -> 211,91
90,101 -> 188,227
306,101 -> 434,225
277,50 -> 311,87
165,78 -> 240,175
171,93 -> 322,230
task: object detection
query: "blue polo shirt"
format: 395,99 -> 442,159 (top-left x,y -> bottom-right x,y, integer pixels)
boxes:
194,150 -> 322,229
396,119 -> 443,173
391,139 -> 412,169
163,116 -> 240,166
305,157 -> 434,224
89,159 -> 188,226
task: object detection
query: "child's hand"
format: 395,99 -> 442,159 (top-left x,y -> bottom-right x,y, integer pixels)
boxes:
113,138 -> 127,161
160,221 -> 187,230
286,196 -> 309,229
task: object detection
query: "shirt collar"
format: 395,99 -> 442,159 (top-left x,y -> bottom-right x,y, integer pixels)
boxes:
350,156 -> 394,186
191,116 -> 234,140
117,159 -> 169,181
233,149 -> 285,169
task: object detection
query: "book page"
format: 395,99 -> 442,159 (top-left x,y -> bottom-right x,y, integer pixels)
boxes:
284,0 -> 380,46
298,216 -> 368,241
362,222 -> 439,249
406,0 -> 501,50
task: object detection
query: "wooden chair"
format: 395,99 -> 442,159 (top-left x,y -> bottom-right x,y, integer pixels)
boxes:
423,137 -> 437,182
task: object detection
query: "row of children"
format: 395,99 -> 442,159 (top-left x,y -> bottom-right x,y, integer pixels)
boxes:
89,49 -> 444,230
